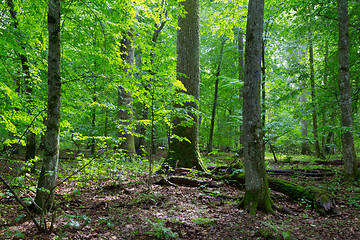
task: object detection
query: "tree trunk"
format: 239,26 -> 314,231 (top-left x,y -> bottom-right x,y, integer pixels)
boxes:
309,30 -> 324,159
162,0 -> 205,171
6,0 -> 36,165
239,0 -> 273,214
90,85 -> 96,156
34,0 -> 61,212
237,28 -> 245,147
118,34 -> 136,157
321,41 -> 329,156
300,79 -> 311,155
207,38 -> 226,153
337,0 -> 359,178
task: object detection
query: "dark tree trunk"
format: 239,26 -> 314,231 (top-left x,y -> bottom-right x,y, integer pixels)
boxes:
321,41 -> 329,156
309,30 -> 324,159
90,85 -> 96,156
337,0 -> 359,178
238,0 -> 273,214
35,0 -> 61,212
207,38 -> 226,153
300,79 -> 311,155
7,0 -> 36,164
163,0 -> 205,171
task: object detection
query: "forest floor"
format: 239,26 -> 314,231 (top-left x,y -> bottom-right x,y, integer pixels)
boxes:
1,150 -> 360,239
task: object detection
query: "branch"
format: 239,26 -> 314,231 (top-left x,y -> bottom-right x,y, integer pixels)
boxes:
0,176 -> 41,231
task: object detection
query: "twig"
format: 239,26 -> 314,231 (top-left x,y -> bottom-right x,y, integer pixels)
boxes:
7,108 -> 46,157
51,158 -> 95,191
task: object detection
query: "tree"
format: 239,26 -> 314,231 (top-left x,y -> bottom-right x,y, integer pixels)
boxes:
118,33 -> 136,157
207,37 -> 226,153
162,0 -> 205,170
308,26 -> 324,159
6,0 -> 37,165
337,0 -> 359,178
238,0 -> 273,214
34,0 -> 61,212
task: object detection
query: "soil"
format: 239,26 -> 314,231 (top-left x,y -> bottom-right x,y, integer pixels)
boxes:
0,153 -> 360,240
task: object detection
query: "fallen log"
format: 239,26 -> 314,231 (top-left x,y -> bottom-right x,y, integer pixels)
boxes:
266,169 -> 335,177
219,173 -> 337,216
155,176 -> 223,188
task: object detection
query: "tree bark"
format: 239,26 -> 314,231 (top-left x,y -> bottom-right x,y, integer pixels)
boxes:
35,0 -> 61,212
300,79 -> 311,155
309,29 -> 324,159
239,0 -> 273,214
6,0 -> 36,165
207,37 -> 226,153
162,0 -> 205,171
321,41 -> 329,156
337,0 -> 359,178
118,34 -> 136,157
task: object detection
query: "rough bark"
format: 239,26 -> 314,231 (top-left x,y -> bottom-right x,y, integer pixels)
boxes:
337,0 -> 359,178
240,0 -> 273,214
118,34 -> 136,157
207,38 -> 226,153
34,0 -> 61,212
162,0 -> 205,171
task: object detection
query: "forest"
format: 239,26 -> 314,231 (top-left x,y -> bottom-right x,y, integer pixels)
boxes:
0,0 -> 360,239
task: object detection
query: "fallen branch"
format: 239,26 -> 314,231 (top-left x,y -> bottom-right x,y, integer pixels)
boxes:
0,176 -> 42,231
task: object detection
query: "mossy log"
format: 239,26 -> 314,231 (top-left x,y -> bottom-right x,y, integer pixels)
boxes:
221,173 -> 337,215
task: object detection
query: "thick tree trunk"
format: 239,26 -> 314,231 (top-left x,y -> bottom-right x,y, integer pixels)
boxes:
207,38 -> 226,153
118,34 -> 136,157
309,31 -> 324,159
337,0 -> 359,178
239,0 -> 273,214
35,0 -> 61,212
163,0 -> 205,171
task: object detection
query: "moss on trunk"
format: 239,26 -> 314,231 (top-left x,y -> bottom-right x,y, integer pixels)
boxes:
238,187 -> 274,215
221,173 -> 336,215
161,136 -> 206,171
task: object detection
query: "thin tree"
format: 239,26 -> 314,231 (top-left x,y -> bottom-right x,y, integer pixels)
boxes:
34,0 -> 61,212
337,0 -> 359,178
207,37 -> 226,153
6,0 -> 36,166
238,0 -> 273,214
309,27 -> 324,159
162,0 -> 205,170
